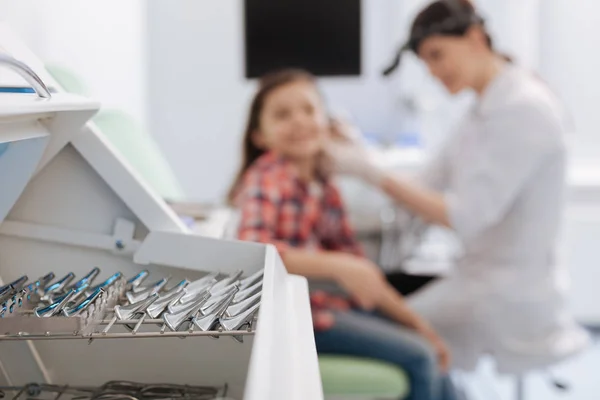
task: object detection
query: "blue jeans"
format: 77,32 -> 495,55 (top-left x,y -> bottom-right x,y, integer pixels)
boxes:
314,310 -> 457,400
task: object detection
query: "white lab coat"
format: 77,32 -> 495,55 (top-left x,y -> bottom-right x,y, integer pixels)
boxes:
407,65 -> 590,374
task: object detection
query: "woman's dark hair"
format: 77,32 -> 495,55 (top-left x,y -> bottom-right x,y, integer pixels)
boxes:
383,0 -> 510,76
226,68 -> 318,204
409,0 -> 510,61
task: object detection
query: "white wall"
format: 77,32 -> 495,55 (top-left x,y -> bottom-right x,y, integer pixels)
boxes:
473,0 -> 600,163
0,0 -> 147,129
538,0 -> 600,162
476,0 -> 543,69
147,1 -> 250,203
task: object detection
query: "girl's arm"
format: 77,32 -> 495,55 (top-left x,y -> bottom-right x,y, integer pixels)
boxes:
282,249 -> 386,311
236,168 -> 387,310
287,246 -> 451,371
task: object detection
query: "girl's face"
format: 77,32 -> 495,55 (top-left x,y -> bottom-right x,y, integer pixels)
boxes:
254,80 -> 328,161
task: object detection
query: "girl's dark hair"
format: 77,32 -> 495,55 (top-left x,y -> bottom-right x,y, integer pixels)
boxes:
226,68 -> 317,204
409,0 -> 511,61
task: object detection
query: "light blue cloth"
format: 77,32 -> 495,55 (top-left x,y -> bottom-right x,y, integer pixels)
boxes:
0,143 -> 9,158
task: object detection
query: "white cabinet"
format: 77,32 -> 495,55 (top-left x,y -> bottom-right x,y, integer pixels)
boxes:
0,24 -> 321,400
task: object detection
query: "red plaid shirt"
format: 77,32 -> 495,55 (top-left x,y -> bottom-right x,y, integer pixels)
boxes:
235,151 -> 364,330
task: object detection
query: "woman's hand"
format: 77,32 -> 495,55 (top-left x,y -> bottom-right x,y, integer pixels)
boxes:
430,335 -> 451,372
324,119 -> 387,186
419,326 -> 451,372
331,254 -> 387,310
329,116 -> 363,144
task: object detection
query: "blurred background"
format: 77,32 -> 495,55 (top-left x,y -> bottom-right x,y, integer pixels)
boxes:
1,1 -> 599,398
2,0 -> 598,201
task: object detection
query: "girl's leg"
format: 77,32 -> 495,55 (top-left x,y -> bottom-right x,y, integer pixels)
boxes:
314,310 -> 457,400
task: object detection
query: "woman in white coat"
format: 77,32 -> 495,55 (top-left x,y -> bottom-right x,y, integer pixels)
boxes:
327,0 -> 590,374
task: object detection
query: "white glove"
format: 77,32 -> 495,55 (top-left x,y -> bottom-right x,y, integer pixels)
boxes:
324,119 -> 387,186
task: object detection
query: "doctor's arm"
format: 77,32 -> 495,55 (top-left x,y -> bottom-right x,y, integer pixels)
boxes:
328,106 -> 559,238
380,175 -> 451,228
327,118 -> 453,227
379,137 -> 455,227
324,139 -> 452,227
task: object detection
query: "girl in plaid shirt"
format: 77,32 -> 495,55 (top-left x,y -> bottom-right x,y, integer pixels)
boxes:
228,69 -> 457,400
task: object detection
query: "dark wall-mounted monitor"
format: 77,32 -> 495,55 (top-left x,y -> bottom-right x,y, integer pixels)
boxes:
244,0 -> 362,78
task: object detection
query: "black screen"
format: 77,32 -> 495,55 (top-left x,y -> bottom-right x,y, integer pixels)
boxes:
244,0 -> 362,78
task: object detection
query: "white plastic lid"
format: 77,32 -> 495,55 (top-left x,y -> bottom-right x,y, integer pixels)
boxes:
0,122 -> 49,224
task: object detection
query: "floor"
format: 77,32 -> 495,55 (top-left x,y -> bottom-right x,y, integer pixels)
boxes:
459,331 -> 600,400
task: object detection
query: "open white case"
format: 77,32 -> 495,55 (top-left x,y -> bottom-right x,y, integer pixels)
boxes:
0,24 -> 322,400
